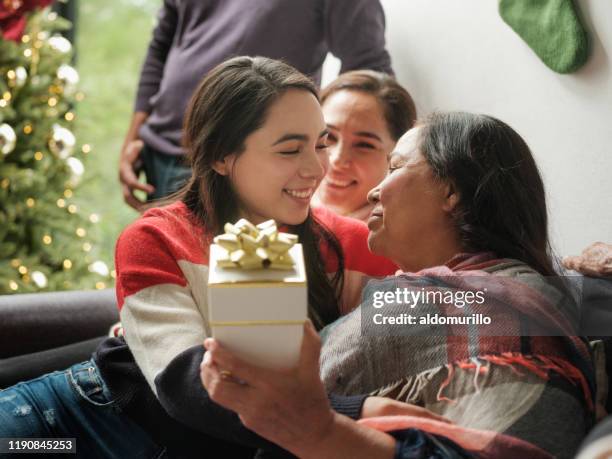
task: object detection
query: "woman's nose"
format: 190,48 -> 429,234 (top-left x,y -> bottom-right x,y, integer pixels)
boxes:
299,146 -> 327,179
367,186 -> 381,205
329,142 -> 351,168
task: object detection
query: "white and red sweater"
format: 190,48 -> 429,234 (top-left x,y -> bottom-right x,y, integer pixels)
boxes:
110,201 -> 396,434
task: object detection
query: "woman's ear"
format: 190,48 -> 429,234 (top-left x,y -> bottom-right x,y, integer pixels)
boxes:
442,182 -> 460,213
212,155 -> 235,176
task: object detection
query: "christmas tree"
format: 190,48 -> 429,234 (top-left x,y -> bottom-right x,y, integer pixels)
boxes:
0,2 -> 111,294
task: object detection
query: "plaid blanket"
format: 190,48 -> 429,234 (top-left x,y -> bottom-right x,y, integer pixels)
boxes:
320,253 -> 595,459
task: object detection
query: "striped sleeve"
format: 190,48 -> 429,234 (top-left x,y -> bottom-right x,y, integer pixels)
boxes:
115,214 -> 211,396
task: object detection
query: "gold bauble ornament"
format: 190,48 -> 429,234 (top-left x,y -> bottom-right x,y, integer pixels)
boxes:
0,123 -> 17,155
48,124 -> 75,159
48,36 -> 72,54
66,156 -> 84,186
56,64 -> 79,96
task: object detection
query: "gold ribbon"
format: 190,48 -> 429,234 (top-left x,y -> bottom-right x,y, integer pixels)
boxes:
214,219 -> 298,270
210,319 -> 306,327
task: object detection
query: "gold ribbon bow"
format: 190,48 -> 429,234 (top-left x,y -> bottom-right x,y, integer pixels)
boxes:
214,219 -> 298,270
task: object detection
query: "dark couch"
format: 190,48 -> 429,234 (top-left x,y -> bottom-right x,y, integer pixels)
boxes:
0,289 -> 118,388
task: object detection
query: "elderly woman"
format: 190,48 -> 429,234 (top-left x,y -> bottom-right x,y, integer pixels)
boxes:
202,112 -> 595,459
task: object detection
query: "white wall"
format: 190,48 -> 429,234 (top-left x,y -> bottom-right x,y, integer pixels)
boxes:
324,0 -> 612,256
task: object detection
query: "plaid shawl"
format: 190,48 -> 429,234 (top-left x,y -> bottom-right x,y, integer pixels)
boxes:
320,253 -> 595,459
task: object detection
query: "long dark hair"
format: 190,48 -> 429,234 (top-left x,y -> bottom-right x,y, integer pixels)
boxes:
178,56 -> 344,329
418,112 -> 556,276
320,70 -> 417,140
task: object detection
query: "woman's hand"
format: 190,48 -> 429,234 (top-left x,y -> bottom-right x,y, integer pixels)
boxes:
362,397 -> 452,424
563,242 -> 612,277
201,321 -> 398,458
200,321 -> 336,455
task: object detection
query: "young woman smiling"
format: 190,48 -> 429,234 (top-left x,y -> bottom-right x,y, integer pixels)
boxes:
313,70 -> 416,221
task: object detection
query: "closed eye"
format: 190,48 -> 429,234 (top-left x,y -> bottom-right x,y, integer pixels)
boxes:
278,149 -> 300,155
356,142 -> 375,150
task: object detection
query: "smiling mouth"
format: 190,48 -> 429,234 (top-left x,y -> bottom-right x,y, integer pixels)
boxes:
325,177 -> 357,188
370,208 -> 383,218
283,188 -> 314,199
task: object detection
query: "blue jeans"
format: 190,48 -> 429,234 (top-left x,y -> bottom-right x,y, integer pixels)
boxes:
0,360 -> 165,459
142,144 -> 191,201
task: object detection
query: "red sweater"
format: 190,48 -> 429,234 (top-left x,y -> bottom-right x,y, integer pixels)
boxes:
113,201 -> 396,432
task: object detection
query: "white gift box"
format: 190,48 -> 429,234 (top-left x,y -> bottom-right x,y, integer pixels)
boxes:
207,243 -> 307,369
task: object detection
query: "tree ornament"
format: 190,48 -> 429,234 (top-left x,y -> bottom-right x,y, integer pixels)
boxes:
48,123 -> 75,158
56,64 -> 79,96
31,271 -> 47,288
7,66 -> 27,88
47,35 -> 71,54
3,1 -> 24,11
88,260 -> 109,277
0,123 -> 17,155
0,0 -> 53,42
66,156 -> 84,186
